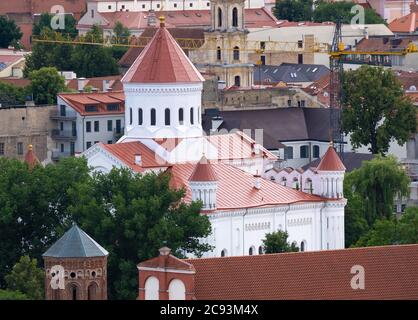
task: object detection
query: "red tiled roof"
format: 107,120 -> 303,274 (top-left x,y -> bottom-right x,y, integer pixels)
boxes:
170,162 -> 325,210
102,141 -> 168,171
0,78 -> 31,87
355,37 -> 415,52
316,145 -> 346,171
185,244 -> 418,299
138,249 -> 195,272
189,156 -> 218,182
58,91 -> 125,116
389,11 -> 417,33
122,22 -> 204,84
80,8 -> 279,30
66,76 -> 122,92
118,27 -> 205,68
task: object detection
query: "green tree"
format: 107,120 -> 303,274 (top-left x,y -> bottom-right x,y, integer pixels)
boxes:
68,168 -> 212,299
0,82 -> 30,106
32,13 -> 77,38
28,67 -> 66,104
0,289 -> 29,300
344,183 -> 369,247
345,155 -> 410,226
0,16 -> 23,48
71,26 -> 120,77
0,157 -> 90,286
113,21 -> 131,44
273,0 -> 313,22
342,66 -> 416,154
262,230 -> 299,254
313,1 -> 385,24
354,207 -> 418,247
4,256 -> 44,300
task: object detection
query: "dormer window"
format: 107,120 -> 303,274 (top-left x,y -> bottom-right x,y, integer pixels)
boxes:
85,105 -> 98,112
106,104 -> 119,111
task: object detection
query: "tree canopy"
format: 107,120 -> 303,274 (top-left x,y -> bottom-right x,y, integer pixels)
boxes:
262,230 -> 299,253
354,206 -> 418,247
273,1 -> 385,24
342,66 -> 416,154
32,13 -> 77,39
0,157 -> 211,299
344,155 -> 411,247
28,67 -> 66,104
0,82 -> 30,106
0,16 -> 23,48
5,256 -> 44,300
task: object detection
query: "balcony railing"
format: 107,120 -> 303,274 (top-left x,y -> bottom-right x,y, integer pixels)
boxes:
51,129 -> 77,141
50,110 -> 77,121
51,150 -> 73,160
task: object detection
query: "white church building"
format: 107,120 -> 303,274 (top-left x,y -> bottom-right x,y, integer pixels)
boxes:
82,16 -> 346,257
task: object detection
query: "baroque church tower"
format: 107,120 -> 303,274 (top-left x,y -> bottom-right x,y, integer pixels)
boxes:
200,0 -> 254,87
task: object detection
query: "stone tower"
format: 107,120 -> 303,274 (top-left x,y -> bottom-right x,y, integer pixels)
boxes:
198,0 -> 254,87
43,224 -> 109,300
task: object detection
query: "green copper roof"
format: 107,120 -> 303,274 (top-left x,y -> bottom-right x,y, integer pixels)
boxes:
43,225 -> 108,258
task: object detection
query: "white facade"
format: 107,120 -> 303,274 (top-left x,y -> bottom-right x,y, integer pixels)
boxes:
54,96 -> 124,159
122,82 -> 203,139
205,201 -> 345,258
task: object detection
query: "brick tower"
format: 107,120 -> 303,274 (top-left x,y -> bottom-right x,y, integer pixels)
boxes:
43,224 -> 109,300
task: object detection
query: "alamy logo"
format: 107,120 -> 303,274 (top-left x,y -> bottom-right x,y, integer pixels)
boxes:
50,265 -> 65,290
350,265 -> 365,290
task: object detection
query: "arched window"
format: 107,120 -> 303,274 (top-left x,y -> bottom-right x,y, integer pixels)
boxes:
138,108 -> 143,125
300,145 -> 309,158
216,46 -> 221,60
232,7 -> 238,27
313,145 -> 320,158
178,108 -> 184,125
234,75 -> 241,87
221,249 -> 227,257
70,284 -> 78,300
233,46 -> 240,60
258,246 -> 263,255
145,276 -> 159,300
168,279 -> 186,300
249,246 -> 255,255
217,8 -> 222,28
301,240 -> 306,252
129,108 -> 132,125
87,282 -> 98,300
190,107 -> 194,125
165,108 -> 170,126
150,108 -> 156,126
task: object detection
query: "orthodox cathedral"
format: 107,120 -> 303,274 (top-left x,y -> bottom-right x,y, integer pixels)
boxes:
83,13 -> 346,257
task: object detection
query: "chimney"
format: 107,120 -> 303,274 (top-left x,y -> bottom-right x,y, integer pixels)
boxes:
147,9 -> 157,27
134,154 -> 142,166
103,80 -> 110,92
77,78 -> 86,92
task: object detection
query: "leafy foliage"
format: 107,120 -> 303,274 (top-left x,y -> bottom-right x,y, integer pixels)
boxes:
313,1 -> 385,24
32,13 -> 77,39
0,289 -> 29,300
0,82 -> 30,106
0,157 -> 212,300
273,0 -> 313,22
28,67 -> 66,104
354,207 -> 418,247
5,256 -> 44,300
69,168 -> 212,299
342,66 -> 416,154
0,16 -> 23,48
262,230 -> 299,253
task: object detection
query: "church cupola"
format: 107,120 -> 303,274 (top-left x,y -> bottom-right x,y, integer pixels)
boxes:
315,143 -> 346,199
189,156 -> 218,211
121,16 -> 205,140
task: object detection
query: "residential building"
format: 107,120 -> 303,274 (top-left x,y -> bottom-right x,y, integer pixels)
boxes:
0,104 -> 56,163
253,63 -> 330,87
54,91 -> 125,160
0,49 -> 28,78
83,18 -> 346,257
